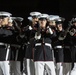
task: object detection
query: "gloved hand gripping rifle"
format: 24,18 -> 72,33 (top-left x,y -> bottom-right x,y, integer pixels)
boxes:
58,21 -> 72,40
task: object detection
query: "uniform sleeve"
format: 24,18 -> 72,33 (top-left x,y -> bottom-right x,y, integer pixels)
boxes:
0,29 -> 13,37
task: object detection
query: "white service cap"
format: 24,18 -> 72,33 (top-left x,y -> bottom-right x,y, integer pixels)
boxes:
38,14 -> 49,19
30,11 -> 41,17
55,17 -> 65,22
27,16 -> 32,21
0,11 -> 12,17
48,15 -> 60,21
12,17 -> 24,22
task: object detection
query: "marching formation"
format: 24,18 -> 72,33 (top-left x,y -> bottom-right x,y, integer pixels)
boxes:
0,11 -> 76,75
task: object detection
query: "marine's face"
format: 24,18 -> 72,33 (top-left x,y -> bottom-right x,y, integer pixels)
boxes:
39,19 -> 47,29
1,17 -> 9,25
56,23 -> 63,31
73,22 -> 76,26
49,20 -> 56,27
32,17 -> 38,25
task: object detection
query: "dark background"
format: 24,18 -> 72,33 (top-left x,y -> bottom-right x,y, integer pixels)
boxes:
0,0 -> 76,25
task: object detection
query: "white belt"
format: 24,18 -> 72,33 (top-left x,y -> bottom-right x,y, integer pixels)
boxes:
64,46 -> 70,48
0,42 -> 10,60
10,44 -> 20,48
0,43 -> 6,45
55,46 -> 62,49
0,42 -> 8,47
35,43 -> 52,48
0,42 -> 20,48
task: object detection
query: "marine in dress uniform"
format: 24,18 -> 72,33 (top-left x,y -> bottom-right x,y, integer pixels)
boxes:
54,17 -> 65,75
47,15 -> 59,64
34,14 -> 56,75
68,16 -> 76,75
23,11 -> 41,75
9,17 -> 24,75
0,11 -> 12,75
59,20 -> 73,75
48,15 -> 64,75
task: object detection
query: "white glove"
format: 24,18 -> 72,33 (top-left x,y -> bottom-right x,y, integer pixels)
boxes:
9,17 -> 13,22
35,32 -> 41,40
58,36 -> 65,40
19,34 -> 25,38
29,26 -> 33,30
69,28 -> 76,36
47,26 -> 53,34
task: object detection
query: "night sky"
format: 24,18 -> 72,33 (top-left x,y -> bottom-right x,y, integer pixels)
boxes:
0,0 -> 76,25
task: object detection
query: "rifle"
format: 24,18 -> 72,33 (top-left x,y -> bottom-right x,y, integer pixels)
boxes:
13,19 -> 22,33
